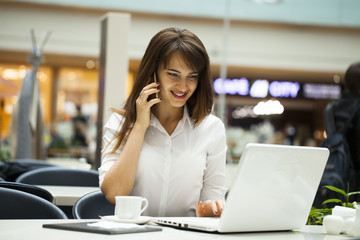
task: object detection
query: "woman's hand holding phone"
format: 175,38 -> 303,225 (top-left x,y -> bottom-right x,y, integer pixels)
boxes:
135,78 -> 161,129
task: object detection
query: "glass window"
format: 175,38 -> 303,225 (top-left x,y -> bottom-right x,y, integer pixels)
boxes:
0,64 -> 52,138
0,64 -> 52,161
48,67 -> 98,164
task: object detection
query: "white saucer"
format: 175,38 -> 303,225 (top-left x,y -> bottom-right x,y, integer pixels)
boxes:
100,215 -> 152,224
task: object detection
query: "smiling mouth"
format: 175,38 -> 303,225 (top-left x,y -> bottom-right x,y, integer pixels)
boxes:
171,90 -> 187,98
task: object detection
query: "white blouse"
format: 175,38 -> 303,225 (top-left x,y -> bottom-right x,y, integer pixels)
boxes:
98,107 -> 227,217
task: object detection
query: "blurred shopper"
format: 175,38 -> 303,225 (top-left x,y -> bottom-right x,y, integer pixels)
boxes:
48,123 -> 67,150
284,122 -> 296,145
329,62 -> 360,192
99,28 -> 226,217
72,105 -> 89,147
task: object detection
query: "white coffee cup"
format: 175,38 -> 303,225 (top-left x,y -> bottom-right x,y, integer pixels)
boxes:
114,196 -> 149,219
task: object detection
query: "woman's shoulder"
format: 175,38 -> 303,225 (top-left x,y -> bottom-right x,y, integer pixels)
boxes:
195,113 -> 227,148
105,111 -> 124,127
198,113 -> 225,130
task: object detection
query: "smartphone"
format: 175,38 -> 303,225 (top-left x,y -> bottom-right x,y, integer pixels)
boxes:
153,72 -> 159,98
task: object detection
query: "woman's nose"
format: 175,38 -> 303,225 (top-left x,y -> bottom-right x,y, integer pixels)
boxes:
178,78 -> 187,91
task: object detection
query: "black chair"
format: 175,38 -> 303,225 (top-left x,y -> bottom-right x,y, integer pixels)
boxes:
0,159 -> 57,181
0,187 -> 67,219
72,190 -> 114,219
0,181 -> 53,202
15,167 -> 99,187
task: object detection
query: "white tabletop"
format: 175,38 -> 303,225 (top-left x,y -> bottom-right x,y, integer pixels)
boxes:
37,185 -> 100,206
0,220 -> 353,240
46,158 -> 92,170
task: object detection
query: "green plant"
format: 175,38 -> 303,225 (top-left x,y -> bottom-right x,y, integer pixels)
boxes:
0,145 -> 11,162
307,185 -> 360,225
307,207 -> 332,225
322,185 -> 360,208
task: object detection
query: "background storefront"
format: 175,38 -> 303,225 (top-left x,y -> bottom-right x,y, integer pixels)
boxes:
0,60 -> 340,164
1,0 -> 359,167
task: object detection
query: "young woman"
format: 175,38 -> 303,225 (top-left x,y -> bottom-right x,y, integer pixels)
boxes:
99,27 -> 227,217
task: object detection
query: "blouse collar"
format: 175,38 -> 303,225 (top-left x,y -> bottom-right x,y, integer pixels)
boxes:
149,106 -> 193,134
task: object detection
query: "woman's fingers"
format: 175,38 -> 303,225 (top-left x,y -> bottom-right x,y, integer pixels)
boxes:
143,82 -> 159,90
137,82 -> 160,105
196,200 -> 216,217
138,83 -> 160,101
196,201 -> 212,217
195,201 -> 206,217
135,82 -> 161,128
211,201 -> 218,215
196,200 -> 226,217
215,199 -> 225,213
138,88 -> 160,101
213,200 -> 225,216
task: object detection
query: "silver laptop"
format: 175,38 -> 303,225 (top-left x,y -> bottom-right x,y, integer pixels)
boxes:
152,143 -> 329,233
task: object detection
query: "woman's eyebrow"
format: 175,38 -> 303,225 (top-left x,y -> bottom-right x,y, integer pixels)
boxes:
167,68 -> 198,74
167,68 -> 181,73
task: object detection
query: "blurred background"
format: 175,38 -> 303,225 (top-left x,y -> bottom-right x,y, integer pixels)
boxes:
0,0 -> 359,168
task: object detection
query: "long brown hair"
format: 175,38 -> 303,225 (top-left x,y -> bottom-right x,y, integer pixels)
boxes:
110,27 -> 214,153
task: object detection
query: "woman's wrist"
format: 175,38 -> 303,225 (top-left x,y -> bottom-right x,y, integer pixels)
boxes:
132,121 -> 148,134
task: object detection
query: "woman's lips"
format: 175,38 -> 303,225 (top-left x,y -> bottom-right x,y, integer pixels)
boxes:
171,90 -> 187,99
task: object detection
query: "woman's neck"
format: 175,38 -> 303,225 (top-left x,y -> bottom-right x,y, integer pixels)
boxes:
152,103 -> 184,135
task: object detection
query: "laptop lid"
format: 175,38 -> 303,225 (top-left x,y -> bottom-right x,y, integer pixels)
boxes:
153,143 -> 329,233
218,143 -> 329,232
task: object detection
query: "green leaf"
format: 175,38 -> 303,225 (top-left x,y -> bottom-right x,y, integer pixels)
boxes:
323,186 -> 347,198
322,198 -> 343,205
348,191 -> 360,196
307,208 -> 332,225
343,202 -> 354,208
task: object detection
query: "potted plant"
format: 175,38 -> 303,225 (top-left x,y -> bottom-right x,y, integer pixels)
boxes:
307,185 -> 360,225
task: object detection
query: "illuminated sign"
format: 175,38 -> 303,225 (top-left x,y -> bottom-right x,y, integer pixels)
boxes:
250,79 -> 269,98
213,78 -> 340,99
253,100 -> 284,115
303,83 -> 341,99
213,77 -> 249,95
231,100 -> 285,119
269,81 -> 300,98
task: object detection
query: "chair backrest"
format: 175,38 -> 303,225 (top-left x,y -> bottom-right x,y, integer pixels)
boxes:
72,190 -> 114,219
0,187 -> 67,219
13,159 -> 57,168
0,181 -> 53,202
16,167 -> 99,187
0,159 -> 57,181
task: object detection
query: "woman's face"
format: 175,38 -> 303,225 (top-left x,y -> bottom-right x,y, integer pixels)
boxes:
157,52 -> 199,109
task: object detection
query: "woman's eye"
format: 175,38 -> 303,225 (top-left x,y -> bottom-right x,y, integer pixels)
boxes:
168,72 -> 178,78
188,75 -> 198,81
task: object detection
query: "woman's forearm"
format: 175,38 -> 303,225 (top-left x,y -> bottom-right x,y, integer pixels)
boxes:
101,123 -> 147,204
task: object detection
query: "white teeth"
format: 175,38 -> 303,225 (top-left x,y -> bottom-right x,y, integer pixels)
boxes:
173,91 -> 185,96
